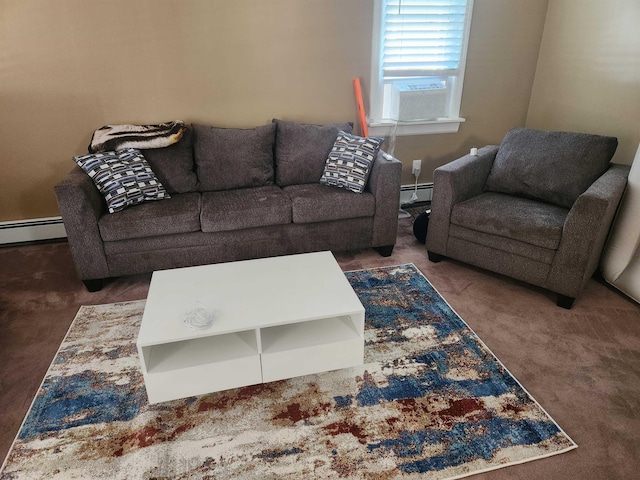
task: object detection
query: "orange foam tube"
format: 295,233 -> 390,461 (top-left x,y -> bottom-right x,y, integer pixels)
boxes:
353,78 -> 368,137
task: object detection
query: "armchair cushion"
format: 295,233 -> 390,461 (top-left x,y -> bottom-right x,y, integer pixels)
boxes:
485,128 -> 618,208
451,192 -> 569,250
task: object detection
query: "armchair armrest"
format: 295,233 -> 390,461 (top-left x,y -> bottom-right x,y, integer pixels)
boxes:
367,150 -> 402,247
54,167 -> 110,280
547,163 -> 630,297
426,146 -> 499,255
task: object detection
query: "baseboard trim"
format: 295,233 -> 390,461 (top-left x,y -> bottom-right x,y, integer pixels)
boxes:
0,217 -> 67,245
400,182 -> 433,206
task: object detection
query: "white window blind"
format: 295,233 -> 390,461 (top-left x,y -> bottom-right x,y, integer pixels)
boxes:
382,0 -> 468,79
369,0 -> 473,135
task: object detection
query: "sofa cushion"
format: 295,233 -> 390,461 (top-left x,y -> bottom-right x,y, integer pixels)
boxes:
283,183 -> 375,224
193,123 -> 276,192
200,186 -> 291,233
99,192 -> 201,241
74,148 -> 170,214
320,131 -> 384,193
141,127 -> 198,194
272,119 -> 354,187
448,224 -> 557,264
485,127 -> 618,208
450,192 -> 569,250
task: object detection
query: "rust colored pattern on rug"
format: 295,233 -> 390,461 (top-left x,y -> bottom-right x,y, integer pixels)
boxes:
0,265 -> 576,479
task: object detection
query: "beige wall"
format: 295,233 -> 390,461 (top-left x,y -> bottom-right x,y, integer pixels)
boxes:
526,0 -> 640,165
0,0 -> 548,221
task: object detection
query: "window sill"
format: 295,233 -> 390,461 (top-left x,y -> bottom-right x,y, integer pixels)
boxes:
368,117 -> 465,137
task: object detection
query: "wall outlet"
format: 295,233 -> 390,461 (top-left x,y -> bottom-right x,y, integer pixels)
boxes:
412,159 -> 422,176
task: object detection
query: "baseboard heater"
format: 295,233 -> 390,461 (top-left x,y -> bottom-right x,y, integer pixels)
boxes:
400,182 -> 433,207
0,217 -> 67,245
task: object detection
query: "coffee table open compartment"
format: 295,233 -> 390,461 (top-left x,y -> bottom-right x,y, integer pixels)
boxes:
138,330 -> 262,403
260,315 -> 364,382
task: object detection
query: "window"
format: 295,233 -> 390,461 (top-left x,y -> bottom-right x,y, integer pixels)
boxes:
369,0 -> 474,136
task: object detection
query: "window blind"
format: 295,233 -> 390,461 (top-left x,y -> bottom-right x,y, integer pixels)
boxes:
382,0 -> 468,78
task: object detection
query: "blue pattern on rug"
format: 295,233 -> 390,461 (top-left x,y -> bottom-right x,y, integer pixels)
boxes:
19,370 -> 144,440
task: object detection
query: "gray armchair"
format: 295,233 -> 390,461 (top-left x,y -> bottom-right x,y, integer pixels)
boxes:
426,128 -> 630,308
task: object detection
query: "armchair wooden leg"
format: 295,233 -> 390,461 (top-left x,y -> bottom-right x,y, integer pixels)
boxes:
82,279 -> 104,292
427,251 -> 443,263
374,245 -> 394,257
556,294 -> 575,309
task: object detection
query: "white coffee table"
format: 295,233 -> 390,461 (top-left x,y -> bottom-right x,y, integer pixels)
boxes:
136,251 -> 365,404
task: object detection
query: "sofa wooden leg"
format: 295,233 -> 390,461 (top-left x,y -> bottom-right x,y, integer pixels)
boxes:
556,294 -> 575,309
374,245 -> 394,257
427,251 -> 443,263
82,279 -> 103,292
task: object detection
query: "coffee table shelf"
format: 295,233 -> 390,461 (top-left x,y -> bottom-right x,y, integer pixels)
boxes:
260,315 -> 363,383
137,252 -> 365,404
142,330 -> 260,374
260,315 -> 361,353
140,331 -> 262,403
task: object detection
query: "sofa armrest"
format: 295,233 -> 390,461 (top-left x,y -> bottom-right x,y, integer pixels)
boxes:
547,163 -> 630,297
426,146 -> 499,255
54,167 -> 110,280
367,150 -> 402,247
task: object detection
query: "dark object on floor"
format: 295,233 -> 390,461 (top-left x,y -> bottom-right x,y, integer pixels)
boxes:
428,251 -> 443,263
82,279 -> 103,292
413,211 -> 430,244
374,245 -> 394,257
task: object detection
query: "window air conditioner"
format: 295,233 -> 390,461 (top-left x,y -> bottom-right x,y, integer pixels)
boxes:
390,82 -> 448,121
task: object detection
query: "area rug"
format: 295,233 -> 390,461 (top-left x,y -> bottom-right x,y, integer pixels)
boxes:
1,264 -> 576,479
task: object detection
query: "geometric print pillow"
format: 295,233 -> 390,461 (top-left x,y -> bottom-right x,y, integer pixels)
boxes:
73,148 -> 170,214
320,131 -> 385,194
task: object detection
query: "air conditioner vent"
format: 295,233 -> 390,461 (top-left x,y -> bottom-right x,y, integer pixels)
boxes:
390,82 -> 448,121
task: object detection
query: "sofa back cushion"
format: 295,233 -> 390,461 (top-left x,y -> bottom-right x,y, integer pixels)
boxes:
194,123 -> 276,192
272,119 -> 353,186
485,128 -> 618,208
141,127 -> 198,194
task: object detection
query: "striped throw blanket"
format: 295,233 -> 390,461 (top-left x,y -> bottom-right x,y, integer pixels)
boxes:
88,121 -> 186,153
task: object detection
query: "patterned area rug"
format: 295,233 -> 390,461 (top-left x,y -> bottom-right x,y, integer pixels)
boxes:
1,265 -> 576,479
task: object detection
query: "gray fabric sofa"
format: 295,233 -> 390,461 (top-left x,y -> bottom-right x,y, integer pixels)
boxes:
426,127 -> 630,309
55,119 -> 402,291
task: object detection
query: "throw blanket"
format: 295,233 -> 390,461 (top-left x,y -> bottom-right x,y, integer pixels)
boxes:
88,121 -> 186,153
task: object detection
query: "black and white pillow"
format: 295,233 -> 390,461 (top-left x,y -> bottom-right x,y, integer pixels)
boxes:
74,148 -> 170,213
320,131 -> 385,193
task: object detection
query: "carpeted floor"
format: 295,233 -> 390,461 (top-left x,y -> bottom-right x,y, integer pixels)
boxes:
1,209 -> 639,479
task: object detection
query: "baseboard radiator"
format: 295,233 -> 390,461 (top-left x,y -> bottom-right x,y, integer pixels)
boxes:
400,182 -> 433,207
0,217 -> 66,245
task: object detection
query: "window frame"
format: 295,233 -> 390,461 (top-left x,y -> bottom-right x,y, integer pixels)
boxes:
368,0 -> 474,136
